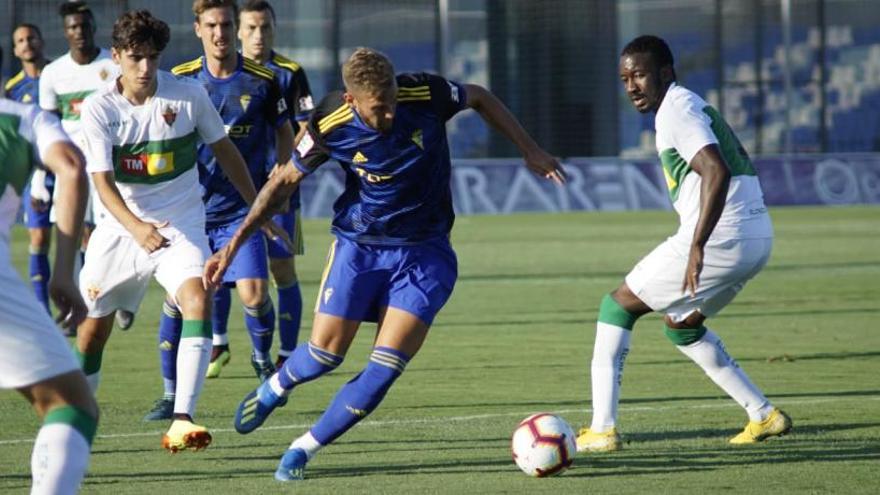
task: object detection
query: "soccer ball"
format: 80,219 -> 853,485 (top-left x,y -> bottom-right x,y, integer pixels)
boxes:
511,413 -> 577,477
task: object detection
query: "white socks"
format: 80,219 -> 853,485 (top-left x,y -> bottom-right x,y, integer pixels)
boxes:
290,431 -> 323,460
31,423 -> 90,495
676,329 -> 773,421
174,337 -> 211,417
590,322 -> 631,432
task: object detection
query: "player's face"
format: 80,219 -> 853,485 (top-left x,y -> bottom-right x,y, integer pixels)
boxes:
238,10 -> 274,61
346,85 -> 398,134
63,13 -> 96,52
113,45 -> 161,94
195,7 -> 236,61
619,52 -> 668,114
12,26 -> 44,63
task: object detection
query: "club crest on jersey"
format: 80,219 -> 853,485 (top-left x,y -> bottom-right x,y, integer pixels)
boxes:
323,287 -> 334,304
99,69 -> 109,81
240,95 -> 251,112
162,105 -> 177,126
411,129 -> 423,149
86,283 -> 101,301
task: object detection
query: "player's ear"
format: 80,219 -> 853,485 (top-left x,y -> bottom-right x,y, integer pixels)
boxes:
111,47 -> 121,64
343,92 -> 355,107
193,21 -> 201,38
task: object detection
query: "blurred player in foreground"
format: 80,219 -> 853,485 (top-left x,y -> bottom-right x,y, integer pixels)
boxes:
0,44 -> 96,493
206,47 -> 565,481
577,35 -> 791,453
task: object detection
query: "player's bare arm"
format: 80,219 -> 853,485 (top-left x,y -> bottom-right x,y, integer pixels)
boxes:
91,171 -> 170,253
274,120 -> 294,169
41,141 -> 89,328
204,164 -> 305,287
683,144 -> 731,296
463,83 -> 566,185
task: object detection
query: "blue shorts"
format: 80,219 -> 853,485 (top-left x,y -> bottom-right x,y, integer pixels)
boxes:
266,208 -> 304,258
207,221 -> 269,286
315,235 -> 457,325
22,176 -> 55,229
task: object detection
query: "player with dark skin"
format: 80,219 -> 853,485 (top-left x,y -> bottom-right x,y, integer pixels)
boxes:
613,50 -> 731,332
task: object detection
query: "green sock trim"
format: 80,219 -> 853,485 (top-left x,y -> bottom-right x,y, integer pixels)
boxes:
181,319 -> 212,339
72,347 -> 103,375
664,325 -> 707,346
44,405 -> 97,445
597,293 -> 638,330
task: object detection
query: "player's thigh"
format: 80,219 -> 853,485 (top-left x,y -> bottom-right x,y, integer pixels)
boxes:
0,256 -> 80,390
154,227 -> 211,311
384,237 -> 458,327
79,228 -> 152,318
314,237 -> 387,322
375,307 -> 430,358
214,226 -> 270,286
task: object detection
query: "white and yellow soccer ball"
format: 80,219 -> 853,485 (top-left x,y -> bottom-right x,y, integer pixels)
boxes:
511,413 -> 577,477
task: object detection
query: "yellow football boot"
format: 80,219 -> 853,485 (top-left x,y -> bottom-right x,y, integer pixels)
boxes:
576,426 -> 622,452
205,349 -> 231,378
729,408 -> 792,444
162,419 -> 212,453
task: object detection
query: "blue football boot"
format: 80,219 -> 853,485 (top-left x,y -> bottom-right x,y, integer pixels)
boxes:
233,379 -> 286,434
274,448 -> 308,481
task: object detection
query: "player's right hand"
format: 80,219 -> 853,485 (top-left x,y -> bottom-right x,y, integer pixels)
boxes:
203,248 -> 233,289
133,220 -> 170,253
48,277 -> 88,330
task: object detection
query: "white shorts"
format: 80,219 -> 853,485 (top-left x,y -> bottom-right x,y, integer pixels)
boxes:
0,244 -> 79,389
79,224 -> 210,318
625,236 -> 772,322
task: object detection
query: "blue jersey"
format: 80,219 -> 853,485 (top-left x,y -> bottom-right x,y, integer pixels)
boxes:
292,73 -> 468,245
264,51 -> 314,209
172,54 -> 289,227
5,70 -> 41,104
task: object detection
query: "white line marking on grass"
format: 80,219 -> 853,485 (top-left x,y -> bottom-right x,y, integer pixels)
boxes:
1,395 -> 878,446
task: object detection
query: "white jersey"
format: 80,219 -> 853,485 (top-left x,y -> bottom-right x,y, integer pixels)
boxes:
655,83 -> 772,240
80,71 -> 227,235
39,48 -> 119,145
0,99 -> 69,244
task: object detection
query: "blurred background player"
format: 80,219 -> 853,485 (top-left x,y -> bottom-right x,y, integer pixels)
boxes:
38,1 -> 135,332
205,47 -> 565,481
238,0 -> 315,369
73,9 -> 261,452
6,22 -> 56,318
0,43 -> 97,494
576,35 -> 791,453
143,0 -> 293,421
166,0 -> 294,385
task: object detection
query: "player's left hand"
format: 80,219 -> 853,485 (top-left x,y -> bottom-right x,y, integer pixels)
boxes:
203,248 -> 233,289
262,220 -> 294,253
682,244 -> 704,297
524,149 -> 567,185
48,277 -> 88,330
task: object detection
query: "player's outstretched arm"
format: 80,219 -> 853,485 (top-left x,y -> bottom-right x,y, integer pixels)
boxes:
41,141 -> 89,329
463,83 -> 566,185
204,164 -> 305,287
683,144 -> 731,296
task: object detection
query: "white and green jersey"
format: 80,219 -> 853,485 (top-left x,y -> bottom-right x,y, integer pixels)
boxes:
0,99 -> 69,243
39,48 -> 119,145
80,71 -> 227,235
655,83 -> 773,240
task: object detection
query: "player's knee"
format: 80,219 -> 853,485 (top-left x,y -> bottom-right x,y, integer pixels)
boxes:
598,292 -> 641,330
663,319 -> 707,346
237,281 -> 269,307
178,290 -> 209,318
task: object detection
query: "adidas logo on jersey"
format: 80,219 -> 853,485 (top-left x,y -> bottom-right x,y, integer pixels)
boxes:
353,151 -> 368,163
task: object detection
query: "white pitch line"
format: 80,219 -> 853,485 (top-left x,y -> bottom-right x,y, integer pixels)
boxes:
0,394 -> 878,446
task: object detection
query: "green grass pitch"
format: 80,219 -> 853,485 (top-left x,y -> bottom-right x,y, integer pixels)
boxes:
1,206 -> 878,493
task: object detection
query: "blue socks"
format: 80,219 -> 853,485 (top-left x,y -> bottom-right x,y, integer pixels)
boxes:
278,342 -> 344,389
244,298 -> 275,361
212,286 -> 232,345
29,247 -> 51,314
310,347 -> 410,445
158,299 -> 182,397
276,282 -> 303,359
